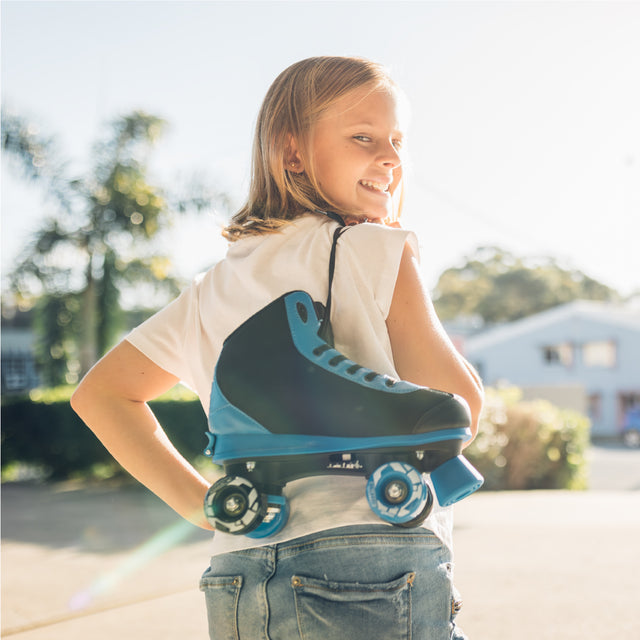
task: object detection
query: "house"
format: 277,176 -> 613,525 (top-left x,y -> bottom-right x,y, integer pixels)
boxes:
1,305 -> 159,394
1,309 -> 40,394
463,301 -> 640,438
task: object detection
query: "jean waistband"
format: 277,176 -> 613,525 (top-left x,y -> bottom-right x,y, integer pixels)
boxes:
225,524 -> 442,561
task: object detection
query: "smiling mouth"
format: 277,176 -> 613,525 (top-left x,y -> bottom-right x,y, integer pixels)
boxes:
359,180 -> 390,194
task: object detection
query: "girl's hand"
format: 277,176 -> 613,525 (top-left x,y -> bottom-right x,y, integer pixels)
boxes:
71,341 -> 215,531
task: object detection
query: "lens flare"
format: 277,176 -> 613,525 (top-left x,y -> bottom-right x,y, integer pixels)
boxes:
68,518 -> 196,611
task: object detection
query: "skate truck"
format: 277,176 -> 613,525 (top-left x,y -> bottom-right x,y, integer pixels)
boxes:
203,290 -> 484,538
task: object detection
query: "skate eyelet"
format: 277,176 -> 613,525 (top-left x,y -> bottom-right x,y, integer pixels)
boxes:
296,302 -> 308,323
364,372 -> 378,382
329,355 -> 347,366
385,378 -> 396,387
347,364 -> 361,375
313,344 -> 331,357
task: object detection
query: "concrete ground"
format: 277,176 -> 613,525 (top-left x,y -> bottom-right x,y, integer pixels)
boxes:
2,445 -> 640,639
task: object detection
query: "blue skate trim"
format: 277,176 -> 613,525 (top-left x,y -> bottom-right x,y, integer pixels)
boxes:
210,427 -> 471,464
207,358 -> 472,462
204,432 -> 216,457
431,455 -> 484,507
207,379 -> 271,455
284,292 -> 417,394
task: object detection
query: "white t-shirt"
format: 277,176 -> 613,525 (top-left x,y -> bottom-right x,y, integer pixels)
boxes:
126,213 -> 454,553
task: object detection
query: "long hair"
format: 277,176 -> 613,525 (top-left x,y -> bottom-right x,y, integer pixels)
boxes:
223,56 -> 401,241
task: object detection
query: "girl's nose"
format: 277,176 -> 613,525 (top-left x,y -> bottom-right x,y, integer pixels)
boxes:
378,141 -> 402,168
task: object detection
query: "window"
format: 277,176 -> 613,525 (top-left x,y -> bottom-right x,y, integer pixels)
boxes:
588,393 -> 602,421
1,352 -> 39,392
542,343 -> 573,367
582,340 -> 617,368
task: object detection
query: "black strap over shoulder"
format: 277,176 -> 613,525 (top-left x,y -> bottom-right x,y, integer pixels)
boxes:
317,211 -> 347,345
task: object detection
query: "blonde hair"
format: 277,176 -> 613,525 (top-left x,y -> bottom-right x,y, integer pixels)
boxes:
223,56 -> 402,241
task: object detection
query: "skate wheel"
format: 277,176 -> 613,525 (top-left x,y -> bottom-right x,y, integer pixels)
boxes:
430,455 -> 484,507
366,462 -> 429,525
246,495 -> 290,539
395,486 -> 434,528
204,476 -> 266,535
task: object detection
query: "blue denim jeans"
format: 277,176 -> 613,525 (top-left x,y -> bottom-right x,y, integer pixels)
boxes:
199,524 -> 467,640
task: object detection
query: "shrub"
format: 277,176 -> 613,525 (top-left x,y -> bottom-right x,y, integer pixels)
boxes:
465,387 -> 590,490
1,386 -> 209,480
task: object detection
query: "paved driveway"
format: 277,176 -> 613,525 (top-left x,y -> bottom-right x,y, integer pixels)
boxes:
2,446 -> 639,639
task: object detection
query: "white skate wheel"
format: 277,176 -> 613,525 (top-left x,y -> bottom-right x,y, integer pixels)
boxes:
366,462 -> 429,525
204,475 -> 266,535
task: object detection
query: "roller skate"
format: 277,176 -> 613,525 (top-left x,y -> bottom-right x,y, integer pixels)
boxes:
203,290 -> 483,538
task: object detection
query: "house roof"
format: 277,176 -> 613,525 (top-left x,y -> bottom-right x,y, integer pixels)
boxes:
465,300 -> 640,352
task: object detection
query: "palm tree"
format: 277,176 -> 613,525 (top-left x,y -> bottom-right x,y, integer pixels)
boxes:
2,109 -> 227,383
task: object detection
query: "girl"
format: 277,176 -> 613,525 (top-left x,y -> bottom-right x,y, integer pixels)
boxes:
72,56 -> 483,639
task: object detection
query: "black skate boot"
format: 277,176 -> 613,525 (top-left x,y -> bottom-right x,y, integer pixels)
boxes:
203,290 -> 483,538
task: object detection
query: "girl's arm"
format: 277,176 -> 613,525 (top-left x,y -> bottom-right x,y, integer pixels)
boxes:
70,340 -> 214,530
386,241 -> 484,443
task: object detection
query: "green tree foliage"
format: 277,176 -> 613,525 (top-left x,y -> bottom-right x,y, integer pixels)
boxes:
2,109 -> 225,384
433,245 -> 620,324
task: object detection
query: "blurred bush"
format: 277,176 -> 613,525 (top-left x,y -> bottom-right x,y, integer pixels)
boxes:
465,387 -> 590,490
1,386 -> 209,481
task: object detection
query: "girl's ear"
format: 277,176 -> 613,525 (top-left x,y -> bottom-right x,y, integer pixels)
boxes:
284,134 -> 305,174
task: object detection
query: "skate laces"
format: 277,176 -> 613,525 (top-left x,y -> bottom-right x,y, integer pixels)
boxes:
311,343 -> 397,387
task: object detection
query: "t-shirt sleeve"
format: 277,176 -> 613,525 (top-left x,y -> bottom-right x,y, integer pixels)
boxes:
343,223 -> 419,319
124,276 -> 201,390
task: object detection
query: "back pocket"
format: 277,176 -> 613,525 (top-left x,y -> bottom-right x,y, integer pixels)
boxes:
291,571 -> 415,640
199,572 -> 242,640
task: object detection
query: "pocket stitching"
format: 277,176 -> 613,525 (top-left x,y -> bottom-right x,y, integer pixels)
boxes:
291,571 -> 415,595
291,572 -> 414,640
200,574 -> 243,640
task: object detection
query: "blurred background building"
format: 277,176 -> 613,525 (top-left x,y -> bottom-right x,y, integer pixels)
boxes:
462,301 -> 640,438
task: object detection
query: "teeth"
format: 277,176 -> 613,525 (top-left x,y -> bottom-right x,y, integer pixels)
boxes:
360,180 -> 389,193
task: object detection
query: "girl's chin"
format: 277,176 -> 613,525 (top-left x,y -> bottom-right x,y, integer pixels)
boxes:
329,200 -> 392,223
343,212 -> 389,225
360,209 -> 391,222
352,203 -> 392,222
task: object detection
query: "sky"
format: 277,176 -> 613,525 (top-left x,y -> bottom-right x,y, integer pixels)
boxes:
2,0 -> 640,298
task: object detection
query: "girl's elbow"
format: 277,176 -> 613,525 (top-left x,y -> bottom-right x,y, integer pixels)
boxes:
70,375 -> 105,422
465,385 -> 484,442
471,378 -> 485,412
70,380 -> 91,420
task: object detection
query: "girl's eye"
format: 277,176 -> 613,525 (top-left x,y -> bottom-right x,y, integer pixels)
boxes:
353,135 -> 371,142
392,139 -> 403,150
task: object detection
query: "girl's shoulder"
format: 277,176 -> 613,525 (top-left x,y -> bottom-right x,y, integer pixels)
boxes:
226,213 -> 322,252
223,214 -> 418,267
342,221 -> 419,258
